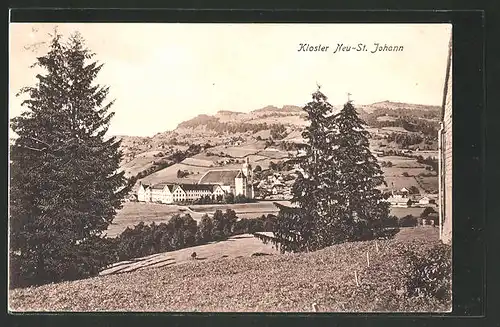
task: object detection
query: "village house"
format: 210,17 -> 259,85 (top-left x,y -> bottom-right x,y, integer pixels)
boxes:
398,187 -> 410,197
439,37 -> 452,244
271,183 -> 284,195
418,196 -> 431,206
387,195 -> 412,208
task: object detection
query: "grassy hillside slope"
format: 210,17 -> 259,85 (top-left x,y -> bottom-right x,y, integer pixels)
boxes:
9,227 -> 449,312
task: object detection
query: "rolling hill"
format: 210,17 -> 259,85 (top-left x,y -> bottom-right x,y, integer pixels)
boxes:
118,101 -> 441,182
9,227 -> 449,312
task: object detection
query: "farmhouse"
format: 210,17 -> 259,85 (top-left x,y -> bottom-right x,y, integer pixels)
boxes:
398,188 -> 410,197
439,36 -> 452,244
198,157 -> 254,198
387,196 -> 412,208
418,196 -> 431,206
271,183 -> 284,195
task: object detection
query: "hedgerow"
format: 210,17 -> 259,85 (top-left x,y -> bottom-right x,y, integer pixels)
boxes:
111,212 -> 278,262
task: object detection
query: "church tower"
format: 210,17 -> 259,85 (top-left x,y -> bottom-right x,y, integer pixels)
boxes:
242,157 -> 254,198
242,157 -> 252,181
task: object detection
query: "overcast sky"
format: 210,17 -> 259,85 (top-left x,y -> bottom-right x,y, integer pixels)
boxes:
10,23 -> 451,137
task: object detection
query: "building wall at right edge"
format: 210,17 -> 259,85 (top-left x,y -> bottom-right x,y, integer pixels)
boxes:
441,43 -> 453,245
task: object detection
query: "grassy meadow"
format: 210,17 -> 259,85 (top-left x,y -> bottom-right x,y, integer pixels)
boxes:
10,227 -> 449,312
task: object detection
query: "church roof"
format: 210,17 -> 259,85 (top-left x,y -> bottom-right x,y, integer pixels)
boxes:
198,169 -> 242,186
179,184 -> 218,192
387,196 -> 409,204
150,183 -> 173,190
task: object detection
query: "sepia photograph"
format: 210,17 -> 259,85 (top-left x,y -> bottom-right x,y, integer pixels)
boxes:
8,22 -> 452,312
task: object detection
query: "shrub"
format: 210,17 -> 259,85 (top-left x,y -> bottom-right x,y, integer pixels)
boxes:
401,243 -> 452,303
233,218 -> 250,235
195,214 -> 214,244
352,239 -> 450,311
234,194 -> 257,203
115,214 -> 198,260
402,172 -> 410,177
263,214 -> 277,231
408,186 -> 420,195
211,210 -> 237,240
381,215 -> 399,228
224,192 -> 235,204
421,207 -> 437,218
223,209 -> 238,236
246,219 -> 265,234
399,215 -> 418,227
177,170 -> 189,178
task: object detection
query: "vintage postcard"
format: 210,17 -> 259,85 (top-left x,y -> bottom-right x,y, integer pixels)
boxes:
9,22 -> 452,312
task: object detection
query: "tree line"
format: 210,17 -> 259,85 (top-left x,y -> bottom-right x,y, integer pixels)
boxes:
386,132 -> 424,147
363,111 -> 440,139
362,107 -> 440,121
113,211 -> 277,261
177,114 -> 289,136
134,143 -> 203,180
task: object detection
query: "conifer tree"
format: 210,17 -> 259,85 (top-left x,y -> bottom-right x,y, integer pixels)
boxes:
9,30 -> 128,286
255,88 -> 388,253
329,100 -> 389,241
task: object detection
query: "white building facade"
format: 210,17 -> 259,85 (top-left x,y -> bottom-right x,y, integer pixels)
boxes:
137,160 -> 255,204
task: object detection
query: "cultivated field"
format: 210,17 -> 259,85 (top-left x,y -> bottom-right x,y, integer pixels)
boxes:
384,176 -> 422,191
9,227 -> 448,312
189,201 -> 293,218
189,201 -> 291,212
383,167 -> 428,177
415,176 -> 439,194
138,162 -> 243,185
107,201 -> 293,238
107,202 -> 191,238
120,150 -> 163,177
380,126 -> 413,133
381,156 -> 427,168
389,207 -> 426,218
377,155 -> 438,194
108,201 -> 429,238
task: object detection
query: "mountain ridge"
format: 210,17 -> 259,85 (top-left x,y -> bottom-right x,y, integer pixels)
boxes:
117,100 -> 441,179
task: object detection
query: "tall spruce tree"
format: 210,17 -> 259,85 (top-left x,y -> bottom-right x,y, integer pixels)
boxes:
329,100 -> 389,240
256,88 -> 388,253
10,30 -> 128,286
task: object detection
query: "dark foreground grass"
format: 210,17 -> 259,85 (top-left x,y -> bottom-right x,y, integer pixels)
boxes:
9,227 -> 449,312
